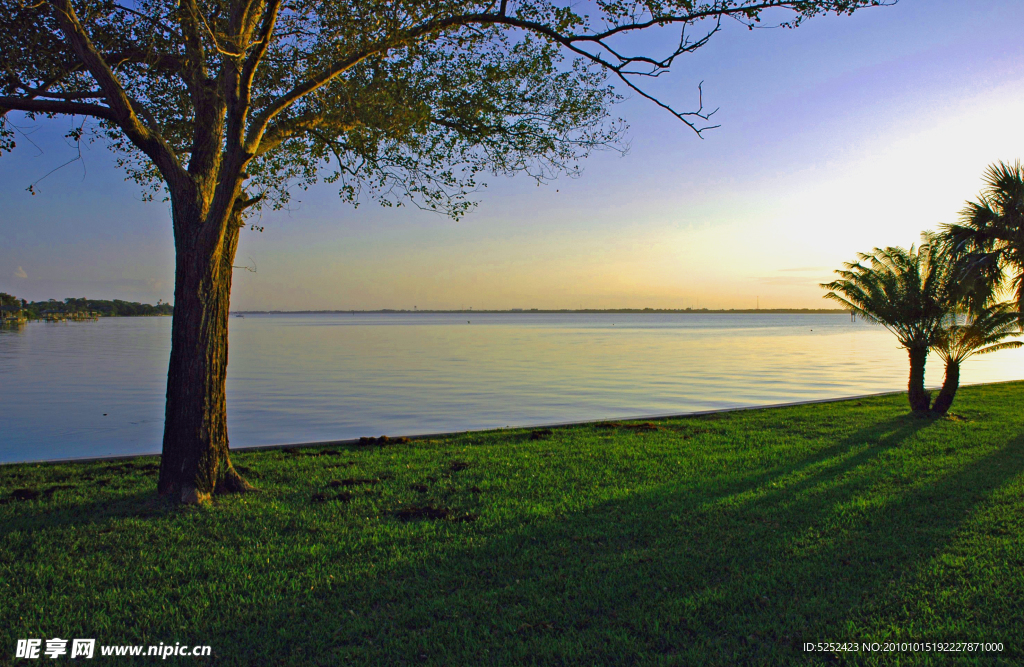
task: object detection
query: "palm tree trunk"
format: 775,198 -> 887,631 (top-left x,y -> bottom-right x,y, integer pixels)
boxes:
931,359 -> 960,415
907,346 -> 931,413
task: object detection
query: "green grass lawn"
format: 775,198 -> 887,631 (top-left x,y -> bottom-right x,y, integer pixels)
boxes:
2,383 -> 1023,666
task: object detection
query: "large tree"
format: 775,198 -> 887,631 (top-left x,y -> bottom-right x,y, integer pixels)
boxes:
2,0 -> 887,502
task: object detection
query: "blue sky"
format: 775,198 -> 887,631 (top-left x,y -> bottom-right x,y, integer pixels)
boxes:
2,0 -> 1023,309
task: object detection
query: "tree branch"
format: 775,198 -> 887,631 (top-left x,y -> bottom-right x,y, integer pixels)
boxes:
256,112 -> 361,157
0,96 -> 116,122
246,2 -> 842,152
34,90 -> 107,100
239,0 -> 282,110
234,193 -> 264,211
49,0 -> 186,186
113,2 -> 183,40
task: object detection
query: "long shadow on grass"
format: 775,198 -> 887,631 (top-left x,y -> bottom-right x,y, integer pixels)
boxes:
0,490 -> 174,539
665,412 -> 937,518
0,463 -> 173,534
5,416 -> 1019,666
198,418 -> 1024,666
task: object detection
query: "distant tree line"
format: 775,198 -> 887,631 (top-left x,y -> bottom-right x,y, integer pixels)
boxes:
0,295 -> 172,318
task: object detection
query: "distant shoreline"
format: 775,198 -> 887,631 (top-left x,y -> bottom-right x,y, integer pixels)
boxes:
232,308 -> 850,315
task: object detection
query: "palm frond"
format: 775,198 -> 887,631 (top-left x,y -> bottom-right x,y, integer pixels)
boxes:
973,340 -> 1023,355
931,301 -> 1022,363
821,239 -> 951,350
940,160 -> 1024,320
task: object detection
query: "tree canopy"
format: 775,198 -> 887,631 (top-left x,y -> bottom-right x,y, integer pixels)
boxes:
941,160 -> 1024,318
821,236 -> 954,351
3,0 -> 887,217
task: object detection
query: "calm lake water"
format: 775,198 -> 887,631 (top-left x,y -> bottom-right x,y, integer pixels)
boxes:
2,312 -> 1023,464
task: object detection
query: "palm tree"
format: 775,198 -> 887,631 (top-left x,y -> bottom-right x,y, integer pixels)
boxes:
821,235 -> 954,413
930,302 -> 1022,415
941,160 -> 1024,318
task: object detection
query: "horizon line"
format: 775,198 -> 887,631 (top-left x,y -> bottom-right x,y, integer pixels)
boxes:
230,307 -> 850,314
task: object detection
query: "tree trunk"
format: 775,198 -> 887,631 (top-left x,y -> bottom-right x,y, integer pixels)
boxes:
930,359 -> 960,416
157,204 -> 250,503
906,346 -> 931,413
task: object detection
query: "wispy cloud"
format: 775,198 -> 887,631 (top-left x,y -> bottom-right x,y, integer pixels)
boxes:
756,275 -> 828,286
13,266 -> 27,279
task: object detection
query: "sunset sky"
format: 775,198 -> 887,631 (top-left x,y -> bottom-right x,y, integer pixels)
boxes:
2,0 -> 1023,310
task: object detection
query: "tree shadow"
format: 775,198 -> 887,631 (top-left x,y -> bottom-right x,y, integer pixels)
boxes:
666,412 -> 938,515
0,461 -> 176,535
4,415 -> 1020,666
209,417 -> 1024,665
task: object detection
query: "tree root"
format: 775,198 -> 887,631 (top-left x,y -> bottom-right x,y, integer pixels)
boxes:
218,465 -> 255,494
176,466 -> 254,504
180,485 -> 212,505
